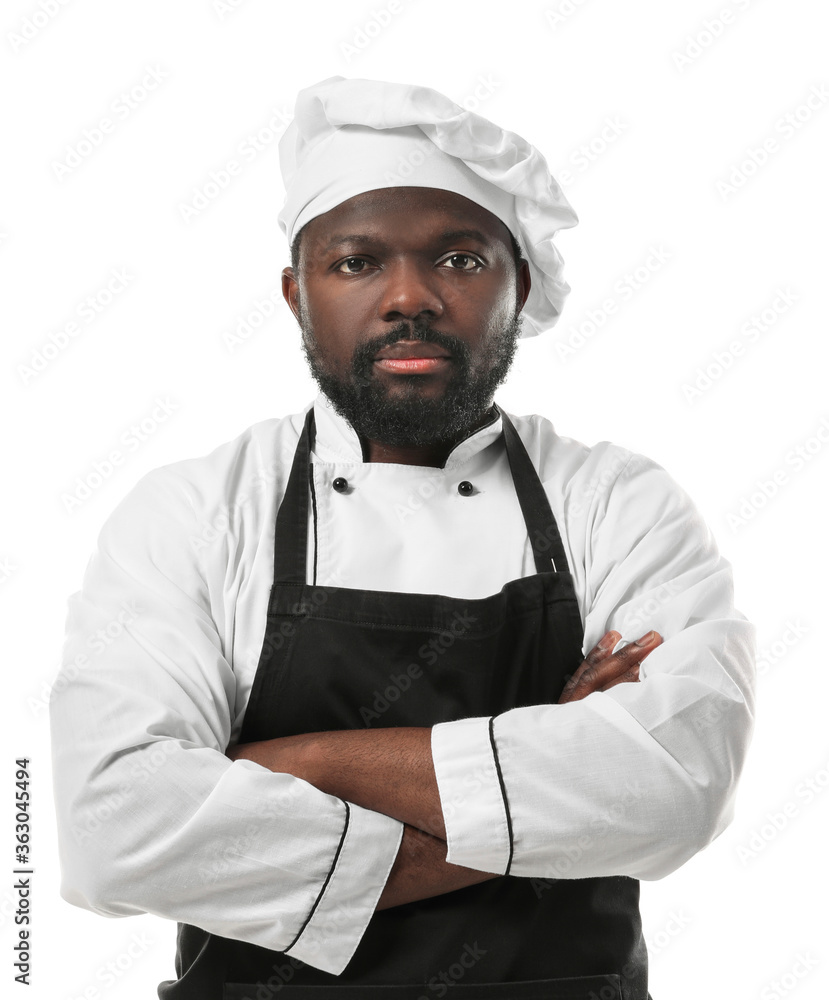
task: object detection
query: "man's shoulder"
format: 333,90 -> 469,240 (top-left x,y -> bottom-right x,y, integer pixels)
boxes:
507,408 -> 703,538
122,403 -> 312,515
503,407 -> 639,488
504,409 -> 695,538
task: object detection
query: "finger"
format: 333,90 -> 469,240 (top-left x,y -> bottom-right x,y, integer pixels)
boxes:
562,629 -> 639,697
581,630 -> 623,667
561,663 -> 641,704
610,630 -> 663,664
559,631 -> 620,702
559,631 -> 662,704
563,630 -> 621,685
601,665 -> 641,691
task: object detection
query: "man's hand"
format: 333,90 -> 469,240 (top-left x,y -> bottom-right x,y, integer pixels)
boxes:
558,629 -> 663,704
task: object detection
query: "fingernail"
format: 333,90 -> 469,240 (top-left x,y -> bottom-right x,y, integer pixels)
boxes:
635,630 -> 655,646
598,631 -> 620,649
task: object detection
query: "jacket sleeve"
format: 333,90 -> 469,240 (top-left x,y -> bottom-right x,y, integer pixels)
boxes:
49,467 -> 402,975
431,449 -> 756,879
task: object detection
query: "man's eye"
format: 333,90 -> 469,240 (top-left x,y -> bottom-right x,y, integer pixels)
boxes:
336,257 -> 369,273
442,253 -> 482,271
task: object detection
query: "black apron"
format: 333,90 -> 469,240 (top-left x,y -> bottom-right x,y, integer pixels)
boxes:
159,403 -> 651,1000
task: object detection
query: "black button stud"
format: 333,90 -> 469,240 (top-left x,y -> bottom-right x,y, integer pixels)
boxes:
332,477 -> 349,493
457,480 -> 474,496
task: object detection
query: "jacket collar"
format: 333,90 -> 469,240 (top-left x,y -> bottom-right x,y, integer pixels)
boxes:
311,391 -> 504,471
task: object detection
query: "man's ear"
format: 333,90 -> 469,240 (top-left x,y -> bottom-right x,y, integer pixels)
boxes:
282,266 -> 300,323
517,259 -> 532,313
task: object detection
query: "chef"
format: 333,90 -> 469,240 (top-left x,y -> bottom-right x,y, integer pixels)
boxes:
50,76 -> 756,1000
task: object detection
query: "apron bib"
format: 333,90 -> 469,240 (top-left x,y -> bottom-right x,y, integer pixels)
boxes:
160,405 -> 650,1000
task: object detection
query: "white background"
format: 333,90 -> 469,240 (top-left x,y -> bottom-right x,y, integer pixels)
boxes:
2,0 -> 828,996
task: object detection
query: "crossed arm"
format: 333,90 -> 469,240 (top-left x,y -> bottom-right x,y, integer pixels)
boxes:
226,629 -> 662,909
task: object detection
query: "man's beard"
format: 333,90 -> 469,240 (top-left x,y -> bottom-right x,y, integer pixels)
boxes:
297,304 -> 522,448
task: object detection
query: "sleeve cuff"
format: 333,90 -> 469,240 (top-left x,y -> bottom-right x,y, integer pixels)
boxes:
285,802 -> 403,975
431,716 -> 512,875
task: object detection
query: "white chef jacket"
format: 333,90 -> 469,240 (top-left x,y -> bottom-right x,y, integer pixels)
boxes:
50,391 -> 756,976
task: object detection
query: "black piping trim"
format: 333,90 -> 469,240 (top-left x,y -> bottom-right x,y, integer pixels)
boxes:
285,800 -> 351,953
309,461 -> 318,586
488,716 -> 514,876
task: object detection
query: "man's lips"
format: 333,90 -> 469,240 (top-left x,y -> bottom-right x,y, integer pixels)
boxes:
374,358 -> 451,373
374,340 -> 451,360
373,339 -> 452,375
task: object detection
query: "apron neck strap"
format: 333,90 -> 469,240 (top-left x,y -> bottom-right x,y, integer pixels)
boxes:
273,402 -> 570,585
273,406 -> 316,585
495,404 -> 570,575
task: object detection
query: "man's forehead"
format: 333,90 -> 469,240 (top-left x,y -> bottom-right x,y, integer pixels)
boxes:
303,186 -> 513,249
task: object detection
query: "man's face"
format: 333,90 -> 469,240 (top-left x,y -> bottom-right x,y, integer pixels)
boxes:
281,186 -> 531,449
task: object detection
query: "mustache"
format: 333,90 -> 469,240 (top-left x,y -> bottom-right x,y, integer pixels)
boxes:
352,321 -> 471,370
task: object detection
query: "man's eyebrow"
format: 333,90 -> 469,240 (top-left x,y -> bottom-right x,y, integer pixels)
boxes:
434,228 -> 492,247
319,228 -> 494,255
320,234 -> 380,254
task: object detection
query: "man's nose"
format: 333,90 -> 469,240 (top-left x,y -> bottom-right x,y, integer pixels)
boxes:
378,259 -> 446,322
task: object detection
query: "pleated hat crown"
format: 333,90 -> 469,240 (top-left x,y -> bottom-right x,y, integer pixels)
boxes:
278,76 -> 578,337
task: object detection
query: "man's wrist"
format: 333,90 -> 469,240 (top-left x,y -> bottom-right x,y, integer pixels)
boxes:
292,731 -> 323,786
378,824 -> 500,910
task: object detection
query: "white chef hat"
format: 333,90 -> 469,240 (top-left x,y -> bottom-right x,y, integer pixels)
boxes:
277,75 -> 578,337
